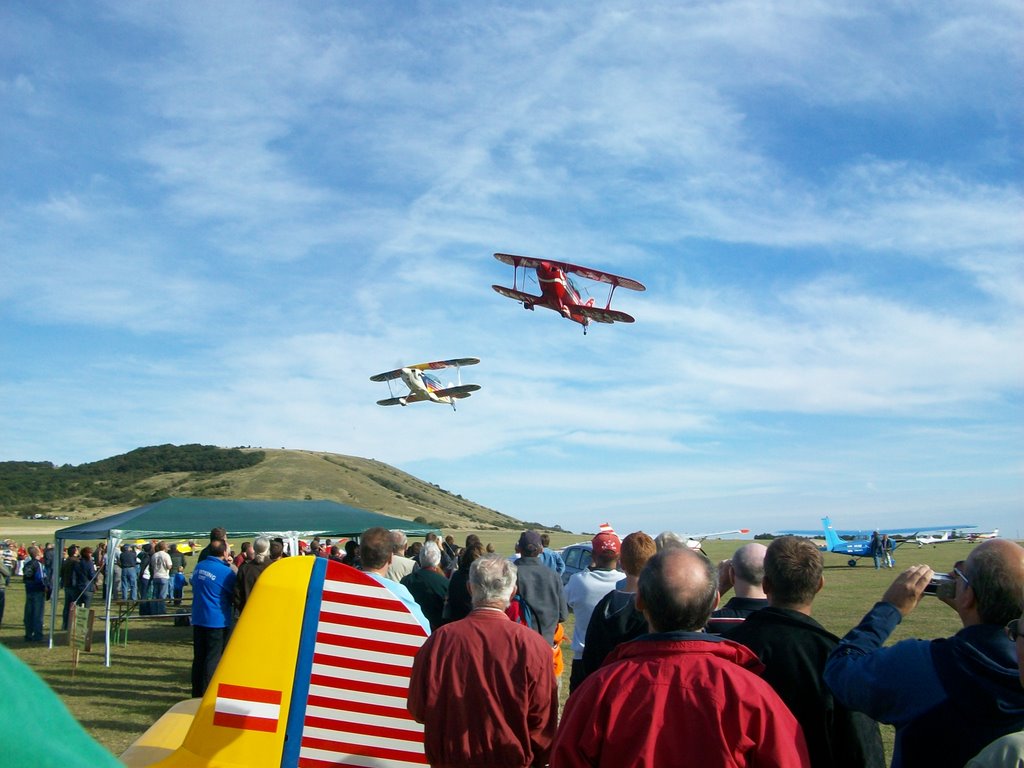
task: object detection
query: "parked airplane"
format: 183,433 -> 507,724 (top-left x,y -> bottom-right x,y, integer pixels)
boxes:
780,517 -> 977,567
967,529 -> 1000,542
911,531 -> 954,547
120,556 -> 430,766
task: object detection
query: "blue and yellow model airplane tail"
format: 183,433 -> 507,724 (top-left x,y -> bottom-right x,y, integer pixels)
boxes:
121,556 -> 430,767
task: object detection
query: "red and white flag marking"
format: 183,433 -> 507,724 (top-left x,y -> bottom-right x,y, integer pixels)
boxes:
213,683 -> 283,734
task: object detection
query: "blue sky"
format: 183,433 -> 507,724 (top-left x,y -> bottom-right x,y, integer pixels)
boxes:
2,1 -> 1021,538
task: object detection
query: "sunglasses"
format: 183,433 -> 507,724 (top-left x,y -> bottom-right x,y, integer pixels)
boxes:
1007,618 -> 1021,643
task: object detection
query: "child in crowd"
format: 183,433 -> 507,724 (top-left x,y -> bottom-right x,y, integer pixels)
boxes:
172,565 -> 187,606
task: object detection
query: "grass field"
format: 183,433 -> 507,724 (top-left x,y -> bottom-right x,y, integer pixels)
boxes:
0,530 -> 1000,762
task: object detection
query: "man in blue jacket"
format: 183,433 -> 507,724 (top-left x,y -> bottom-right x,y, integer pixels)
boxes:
190,539 -> 236,697
824,539 -> 1024,768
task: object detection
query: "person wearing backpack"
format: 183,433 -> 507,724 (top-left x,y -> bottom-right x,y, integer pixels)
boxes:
22,545 -> 48,642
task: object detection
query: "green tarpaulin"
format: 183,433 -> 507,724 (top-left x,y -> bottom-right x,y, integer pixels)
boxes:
51,498 -> 438,663
55,497 -> 438,541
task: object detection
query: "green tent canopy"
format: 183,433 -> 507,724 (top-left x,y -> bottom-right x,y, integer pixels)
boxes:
55,497 -> 438,542
51,498 -> 438,663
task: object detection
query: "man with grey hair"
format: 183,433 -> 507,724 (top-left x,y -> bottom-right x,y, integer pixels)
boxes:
706,542 -> 769,633
552,548 -> 810,767
408,554 -> 557,768
386,529 -> 416,582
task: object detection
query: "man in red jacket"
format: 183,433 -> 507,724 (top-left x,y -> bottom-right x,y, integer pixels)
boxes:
407,554 -> 557,768
552,547 -> 810,768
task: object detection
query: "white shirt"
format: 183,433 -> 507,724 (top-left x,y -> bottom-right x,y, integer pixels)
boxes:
564,568 -> 622,659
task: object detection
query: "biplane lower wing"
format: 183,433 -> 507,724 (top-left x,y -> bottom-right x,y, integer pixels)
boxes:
577,305 -> 635,324
377,394 -> 422,406
492,284 -> 541,304
493,253 -> 645,292
434,384 -> 480,399
376,385 -> 480,406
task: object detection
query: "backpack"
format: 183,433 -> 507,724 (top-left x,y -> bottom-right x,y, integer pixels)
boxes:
506,594 -> 538,631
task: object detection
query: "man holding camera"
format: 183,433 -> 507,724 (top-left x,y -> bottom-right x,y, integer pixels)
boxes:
824,539 -> 1024,768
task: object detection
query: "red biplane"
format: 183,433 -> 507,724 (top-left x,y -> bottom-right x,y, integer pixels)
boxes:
491,253 -> 645,334
370,358 -> 481,411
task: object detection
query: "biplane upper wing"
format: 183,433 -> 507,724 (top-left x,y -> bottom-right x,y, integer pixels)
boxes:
371,358 -> 479,382
432,384 -> 481,399
408,357 -> 480,371
565,264 -> 645,292
369,368 -> 403,383
493,252 -> 645,292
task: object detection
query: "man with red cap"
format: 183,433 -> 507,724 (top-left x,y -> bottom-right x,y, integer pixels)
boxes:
565,528 -> 622,692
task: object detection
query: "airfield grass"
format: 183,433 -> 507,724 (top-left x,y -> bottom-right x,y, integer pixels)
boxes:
0,530 -> 998,762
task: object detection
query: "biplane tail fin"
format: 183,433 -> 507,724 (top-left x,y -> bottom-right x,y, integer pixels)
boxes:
122,557 -> 430,767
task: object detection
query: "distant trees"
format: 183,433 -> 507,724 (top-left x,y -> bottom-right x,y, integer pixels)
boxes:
0,444 -> 265,512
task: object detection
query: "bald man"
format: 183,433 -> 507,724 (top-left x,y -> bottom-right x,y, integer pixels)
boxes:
825,539 -> 1024,768
706,542 -> 768,633
552,548 -> 810,767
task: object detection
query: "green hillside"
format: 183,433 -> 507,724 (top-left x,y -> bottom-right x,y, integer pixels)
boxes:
0,444 -> 549,531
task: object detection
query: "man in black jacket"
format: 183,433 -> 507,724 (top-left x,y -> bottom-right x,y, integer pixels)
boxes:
726,535 -> 885,768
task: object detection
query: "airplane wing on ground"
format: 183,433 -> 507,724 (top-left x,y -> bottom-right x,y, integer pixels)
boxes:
694,529 -> 751,540
777,523 -> 977,536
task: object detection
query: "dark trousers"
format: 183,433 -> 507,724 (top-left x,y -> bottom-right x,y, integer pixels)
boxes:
0,589 -> 5,626
192,625 -> 227,698
569,659 -> 588,694
24,589 -> 45,641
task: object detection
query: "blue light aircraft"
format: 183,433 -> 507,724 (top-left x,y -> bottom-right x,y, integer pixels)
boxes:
782,517 -> 977,567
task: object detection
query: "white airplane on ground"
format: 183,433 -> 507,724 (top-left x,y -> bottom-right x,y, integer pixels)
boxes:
912,531 -> 954,547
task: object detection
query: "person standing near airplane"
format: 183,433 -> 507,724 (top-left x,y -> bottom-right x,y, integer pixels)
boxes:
190,540 -> 237,697
869,531 -> 883,569
825,539 -> 1024,768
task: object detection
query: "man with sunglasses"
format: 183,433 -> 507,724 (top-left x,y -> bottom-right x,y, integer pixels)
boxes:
965,609 -> 1024,765
824,539 -> 1024,768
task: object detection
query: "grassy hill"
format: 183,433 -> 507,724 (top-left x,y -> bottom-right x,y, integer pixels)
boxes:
0,445 -> 547,531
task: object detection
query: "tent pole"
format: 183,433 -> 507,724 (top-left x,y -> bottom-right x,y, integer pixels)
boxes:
49,535 -> 63,649
104,534 -> 117,667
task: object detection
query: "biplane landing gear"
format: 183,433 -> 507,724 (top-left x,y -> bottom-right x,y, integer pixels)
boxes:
848,559 -> 857,567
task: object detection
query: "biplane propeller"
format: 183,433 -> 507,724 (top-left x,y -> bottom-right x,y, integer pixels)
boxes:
491,252 -> 645,334
370,357 -> 481,411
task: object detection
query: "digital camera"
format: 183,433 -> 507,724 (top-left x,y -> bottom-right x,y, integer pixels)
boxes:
923,573 -> 956,599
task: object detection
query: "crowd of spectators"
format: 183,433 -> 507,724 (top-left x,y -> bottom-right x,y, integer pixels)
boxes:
5,525 -> 1024,767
